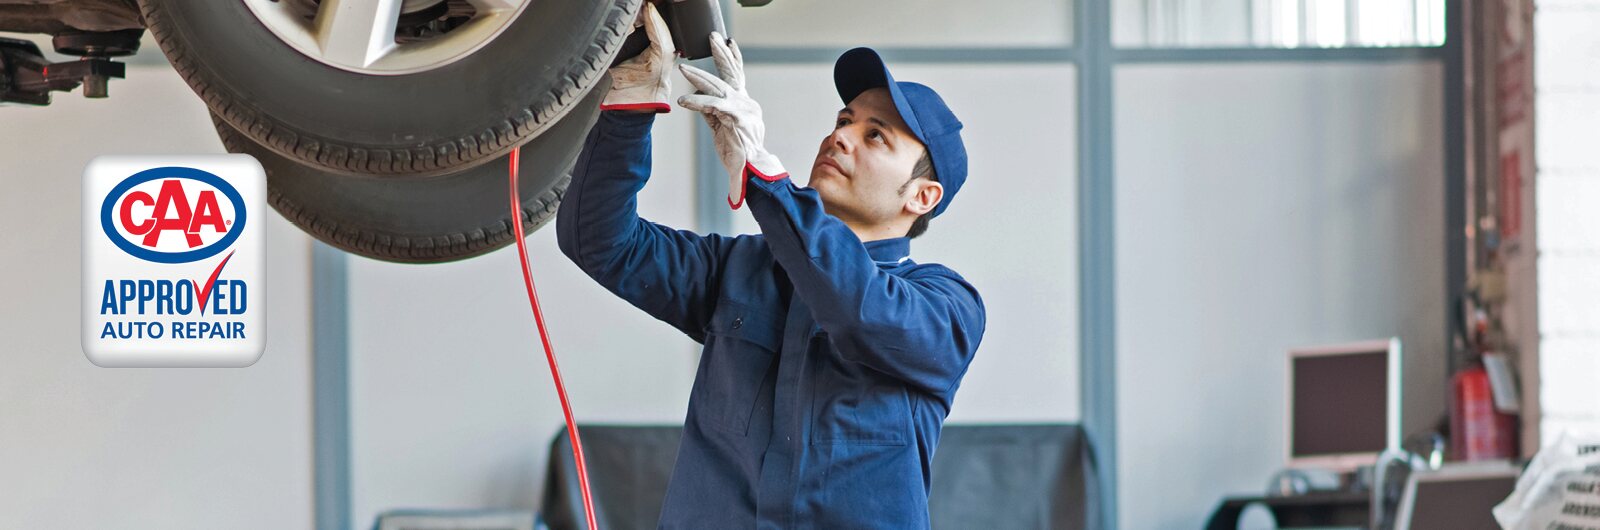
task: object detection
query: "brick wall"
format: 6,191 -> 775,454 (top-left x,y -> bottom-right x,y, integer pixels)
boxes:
1536,0 -> 1600,441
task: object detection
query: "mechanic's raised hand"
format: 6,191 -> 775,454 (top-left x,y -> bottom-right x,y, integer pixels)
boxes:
602,2 -> 675,113
676,32 -> 788,209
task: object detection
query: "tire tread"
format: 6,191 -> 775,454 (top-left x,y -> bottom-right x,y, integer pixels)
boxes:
139,0 -> 640,176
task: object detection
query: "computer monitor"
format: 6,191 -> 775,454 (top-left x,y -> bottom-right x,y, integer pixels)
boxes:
1286,338 -> 1402,471
1395,462 -> 1519,530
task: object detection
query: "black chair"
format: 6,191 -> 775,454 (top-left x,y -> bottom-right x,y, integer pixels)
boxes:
540,424 -> 1101,529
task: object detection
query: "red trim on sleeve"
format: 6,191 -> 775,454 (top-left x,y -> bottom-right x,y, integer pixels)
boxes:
599,102 -> 671,113
728,169 -> 748,210
728,161 -> 791,210
744,160 -> 788,182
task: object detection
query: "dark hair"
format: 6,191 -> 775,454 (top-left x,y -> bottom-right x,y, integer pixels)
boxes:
900,149 -> 938,238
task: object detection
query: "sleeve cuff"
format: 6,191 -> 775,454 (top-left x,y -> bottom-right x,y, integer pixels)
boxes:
745,168 -> 790,194
599,102 -> 672,113
745,161 -> 788,182
596,110 -> 657,137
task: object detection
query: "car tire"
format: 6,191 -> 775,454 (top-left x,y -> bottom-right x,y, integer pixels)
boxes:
209,76 -> 606,264
141,0 -> 639,177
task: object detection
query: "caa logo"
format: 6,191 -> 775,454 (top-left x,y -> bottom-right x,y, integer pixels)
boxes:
83,155 -> 266,368
100,167 -> 247,264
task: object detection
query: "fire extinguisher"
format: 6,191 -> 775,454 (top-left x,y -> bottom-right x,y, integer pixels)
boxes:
1450,354 -> 1518,460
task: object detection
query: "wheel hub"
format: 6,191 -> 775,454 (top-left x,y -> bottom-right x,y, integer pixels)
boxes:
241,0 -> 533,75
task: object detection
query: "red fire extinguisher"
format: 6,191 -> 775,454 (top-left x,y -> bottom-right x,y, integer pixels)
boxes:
1450,355 -> 1517,461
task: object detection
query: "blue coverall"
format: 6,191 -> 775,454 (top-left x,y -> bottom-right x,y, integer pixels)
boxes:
555,111 -> 987,529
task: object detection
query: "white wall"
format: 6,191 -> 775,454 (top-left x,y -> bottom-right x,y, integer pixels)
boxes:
1534,0 -> 1600,440
0,63 -> 315,528
739,62 -> 1082,423
1114,60 -> 1446,529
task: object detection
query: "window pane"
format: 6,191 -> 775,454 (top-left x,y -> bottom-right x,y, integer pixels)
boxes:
729,0 -> 1072,49
1115,0 -> 1446,48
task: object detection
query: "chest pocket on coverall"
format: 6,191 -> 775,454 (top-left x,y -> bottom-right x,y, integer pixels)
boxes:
696,299 -> 781,436
809,330 -> 912,446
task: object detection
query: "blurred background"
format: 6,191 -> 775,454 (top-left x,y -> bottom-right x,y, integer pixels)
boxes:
1,0 -> 1592,528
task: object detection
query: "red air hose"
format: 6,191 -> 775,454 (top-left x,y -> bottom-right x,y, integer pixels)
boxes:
508,146 -> 600,530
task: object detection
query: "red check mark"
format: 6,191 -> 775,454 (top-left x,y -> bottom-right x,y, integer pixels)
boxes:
193,250 -> 235,316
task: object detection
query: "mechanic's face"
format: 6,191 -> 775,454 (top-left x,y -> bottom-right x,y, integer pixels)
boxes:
809,88 -> 941,236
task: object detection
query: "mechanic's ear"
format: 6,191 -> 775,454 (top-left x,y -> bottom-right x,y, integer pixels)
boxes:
904,180 -> 942,217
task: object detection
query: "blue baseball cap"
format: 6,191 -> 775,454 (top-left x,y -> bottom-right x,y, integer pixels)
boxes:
833,47 -> 967,218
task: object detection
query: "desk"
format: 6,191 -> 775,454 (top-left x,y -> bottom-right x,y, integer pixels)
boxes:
1205,490 -> 1369,530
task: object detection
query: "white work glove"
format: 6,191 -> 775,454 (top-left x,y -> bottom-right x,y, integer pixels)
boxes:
601,2 -> 675,112
676,33 -> 788,209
